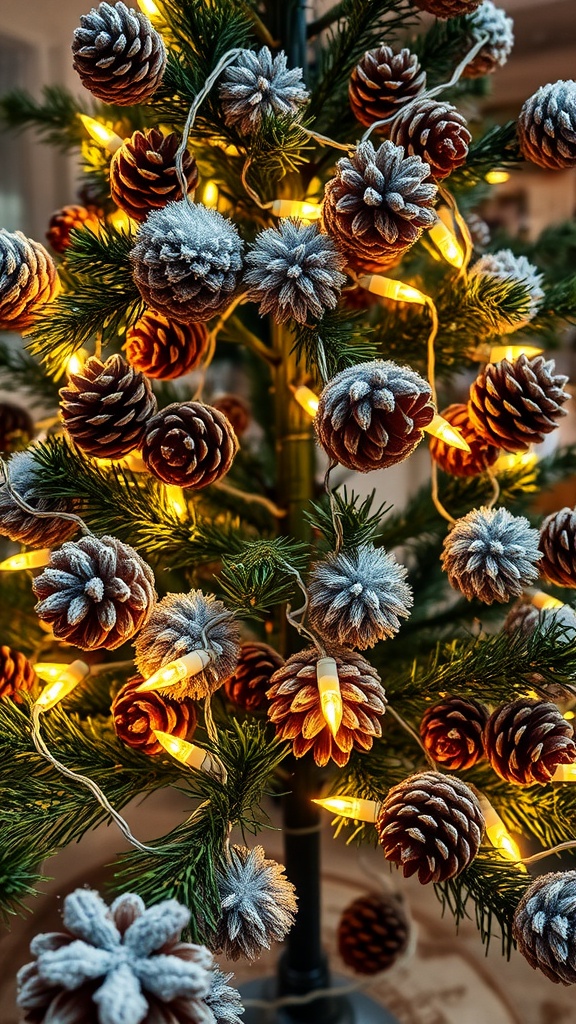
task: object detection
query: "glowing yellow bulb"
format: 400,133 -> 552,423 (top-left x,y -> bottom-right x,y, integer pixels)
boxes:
317,657 -> 343,738
479,795 -> 525,867
165,484 -> 187,519
201,181 -> 219,208
530,590 -> 564,612
564,711 -> 575,721
489,344 -> 543,363
66,348 -> 89,376
93,451 -> 147,472
493,450 -> 538,474
79,115 -> 123,154
553,762 -> 576,782
0,549 -> 51,571
485,170 -> 510,185
34,663 -> 69,683
312,796 -> 381,821
35,660 -> 90,711
153,729 -> 227,781
137,650 -> 212,693
138,0 -> 164,25
292,385 -> 319,418
108,209 -> 135,232
423,414 -> 471,452
357,275 -> 427,305
428,219 -> 465,269
271,200 -> 322,222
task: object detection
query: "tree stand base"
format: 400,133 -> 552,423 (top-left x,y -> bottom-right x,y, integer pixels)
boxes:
239,975 -> 401,1024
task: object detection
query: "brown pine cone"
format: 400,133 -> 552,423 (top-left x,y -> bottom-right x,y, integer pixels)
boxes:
376,771 -> 485,884
390,99 -> 471,181
413,0 -> 481,15
110,129 -> 199,222
0,402 -> 33,454
141,401 -> 238,489
338,892 -> 409,975
125,311 -> 209,380
518,82 -> 576,171
224,641 -> 284,713
429,403 -> 500,477
46,204 -> 101,254
112,675 -> 197,756
60,353 -> 157,459
539,508 -> 576,588
468,354 -> 570,453
0,645 -> 36,701
0,230 -> 59,332
349,46 -> 426,129
211,395 -> 251,438
267,647 -> 387,768
484,699 -> 576,784
0,450 -> 79,548
420,697 -> 489,770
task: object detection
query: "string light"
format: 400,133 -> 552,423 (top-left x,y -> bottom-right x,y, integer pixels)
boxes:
201,181 -> 219,208
493,450 -> 538,474
357,274 -> 427,305
428,217 -> 465,269
312,795 -> 381,821
553,762 -> 576,782
78,114 -> 124,154
152,730 -> 227,782
478,796 -> 524,866
271,199 -> 322,222
489,344 -> 544,363
316,656 -> 343,738
93,451 -> 147,472
165,484 -> 187,518
485,170 -> 510,185
34,663 -> 70,683
292,385 -> 319,417
529,590 -> 564,612
34,660 -> 90,712
137,0 -> 164,26
423,414 -> 471,452
136,650 -> 213,693
0,549 -> 51,571
108,209 -> 134,232
66,348 -> 90,376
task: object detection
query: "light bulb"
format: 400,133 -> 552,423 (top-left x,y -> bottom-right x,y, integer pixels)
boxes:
428,218 -> 465,269
493,450 -> 538,474
35,660 -> 90,711
317,656 -> 343,738
478,795 -> 524,866
292,385 -> 319,418
138,0 -> 164,25
271,199 -> 322,222
108,209 -> 135,232
489,344 -> 543,363
136,649 -> 212,693
423,414 -> 471,452
485,170 -> 510,185
0,549 -> 51,571
312,796 -> 381,821
553,762 -> 576,782
165,484 -> 187,519
34,662 -> 70,683
202,181 -> 219,208
357,275 -> 427,305
153,730 -> 227,782
66,348 -> 89,376
530,590 -> 564,612
79,115 -> 123,154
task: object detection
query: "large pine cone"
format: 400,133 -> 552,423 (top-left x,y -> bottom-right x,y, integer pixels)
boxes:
420,697 -> 489,770
60,354 -> 157,459
0,230 -> 59,332
0,645 -> 36,700
110,129 -> 199,222
224,641 -> 284,713
141,402 -> 238,489
72,1 -> 166,106
315,360 -> 434,472
513,872 -> 576,985
539,508 -> 576,588
349,46 -> 426,129
46,204 -> 101,254
267,647 -> 387,767
112,675 -> 197,756
125,311 -> 209,380
518,81 -> 576,171
0,450 -> 79,548
338,892 -> 409,975
429,403 -> 500,477
468,354 -> 570,453
32,534 -> 156,650
413,0 -> 481,15
376,771 -> 485,884
0,401 -> 33,454
390,99 -> 471,181
484,699 -> 576,784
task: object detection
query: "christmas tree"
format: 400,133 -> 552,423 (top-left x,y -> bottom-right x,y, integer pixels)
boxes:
2,0 -> 576,1020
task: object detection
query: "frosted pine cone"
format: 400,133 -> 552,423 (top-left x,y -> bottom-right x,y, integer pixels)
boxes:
468,250 -> 544,332
414,0 -> 481,15
32,534 -> 156,650
518,81 -> 576,171
0,229 -> 59,332
513,872 -> 576,985
462,1 -> 514,79
429,403 -> 500,477
125,311 -> 209,380
420,697 -> 489,770
110,129 -> 199,221
211,395 -> 251,438
348,46 -> 426,129
0,449 -> 79,548
390,99 -> 471,180
338,892 -> 409,975
141,402 -> 238,489
219,47 -> 308,136
0,645 -> 36,701
214,845 -> 297,961
441,506 -> 541,604
0,401 -> 33,454
539,508 -> 576,588
72,1 -> 166,105
376,771 -> 485,884
504,600 -> 576,643
315,360 -> 434,472
46,204 -> 101,253
224,642 -> 284,713
112,675 -> 197,757
484,699 -> 576,784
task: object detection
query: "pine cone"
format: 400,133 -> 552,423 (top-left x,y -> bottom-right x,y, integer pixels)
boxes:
518,80 -> 576,171
0,449 -> 79,548
503,600 -> 576,644
429,403 -> 500,477
214,845 -> 297,961
462,1 -> 514,79
468,354 -> 570,453
32,534 -> 156,651
267,647 -> 387,768
0,645 -> 36,701
315,360 -> 434,473
110,129 -> 199,222
125,311 -> 209,380
46,204 -> 101,254
349,46 -> 426,129
224,642 -> 284,713
211,395 -> 251,437
59,353 -> 157,459
219,46 -> 309,136
513,872 -> 576,985
141,401 -> 238,489
322,140 -> 437,273
0,401 -> 33,454
390,99 -> 471,180
112,675 -> 197,756
0,229 -> 59,332
420,697 -> 489,770
467,212 -> 491,249
72,1 -> 166,105
338,892 -> 409,975
468,250 -> 544,332
539,508 -> 576,588
484,699 -> 576,784
376,771 -> 485,884
414,0 -> 481,15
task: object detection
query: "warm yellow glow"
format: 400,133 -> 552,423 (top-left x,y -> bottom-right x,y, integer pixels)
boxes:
428,219 -> 465,269
66,348 -> 89,377
201,181 -> 219,208
34,663 -> 69,683
493,451 -> 538,474
357,275 -> 427,305
553,762 -> 576,782
165,485 -> 187,519
35,660 -> 90,711
153,730 -> 227,782
423,414 -> 471,452
530,590 -> 564,612
79,115 -> 123,154
137,650 -> 212,693
317,657 -> 343,738
564,711 -> 575,720
271,199 -> 322,222
94,451 -> 147,472
0,549 -> 51,571
293,385 -> 319,418
489,345 -> 544,363
312,796 -> 381,822
138,0 -> 164,25
485,170 -> 510,185
108,209 -> 135,232
479,795 -> 524,866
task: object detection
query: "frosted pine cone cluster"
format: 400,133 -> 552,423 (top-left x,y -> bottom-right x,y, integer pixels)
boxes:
219,46 -> 308,135
214,845 -> 297,961
0,449 -> 79,548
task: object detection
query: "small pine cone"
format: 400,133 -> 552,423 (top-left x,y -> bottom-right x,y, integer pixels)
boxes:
348,46 -> 426,129
0,450 -> 79,548
46,204 -> 101,254
420,697 -> 489,770
0,401 -> 33,454
59,353 -> 157,459
503,600 -> 576,643
110,129 -> 199,222
462,1 -> 514,79
0,645 -> 36,701
267,647 -> 387,768
72,1 -> 166,106
539,508 -> 576,588
141,401 -> 238,489
214,845 -> 297,961
390,99 -> 471,181
376,771 -> 485,884
503,600 -> 541,635
484,699 -> 576,784
315,360 -> 434,473
112,675 -> 197,756
413,0 -> 481,16
32,534 -> 156,651
468,250 -> 544,333
468,354 -> 570,453
513,872 -> 576,985
0,229 -> 59,332
219,46 -> 309,137
224,642 -> 284,713
211,395 -> 251,438
518,81 -> 576,171
429,403 -> 500,477
338,892 -> 409,975
125,311 -> 209,380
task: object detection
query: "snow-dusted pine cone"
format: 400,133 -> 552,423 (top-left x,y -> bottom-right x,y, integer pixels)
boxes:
539,508 -> 576,588
504,600 -> 576,644
468,250 -> 544,332
46,204 -> 101,253
429,403 -> 500,477
0,645 -> 36,701
111,675 -> 197,757
214,845 -> 297,961
338,892 -> 410,975
125,311 -> 209,380
513,872 -> 576,985
141,402 -> 238,489
211,395 -> 251,438
0,449 -> 79,548
462,1 -> 514,79
414,0 -> 481,15
219,46 -> 308,136
0,229 -> 59,332
0,401 -> 33,454
518,80 -> 576,171
390,99 -> 471,180
348,46 -> 426,129
72,1 -> 166,105
484,699 -> 576,784
420,697 -> 489,770
110,129 -> 199,222
376,771 -> 485,884
224,642 -> 284,713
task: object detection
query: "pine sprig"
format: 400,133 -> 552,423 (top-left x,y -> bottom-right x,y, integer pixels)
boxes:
292,306 -> 377,381
451,121 -> 521,191
218,537 -> 310,612
305,488 -> 391,550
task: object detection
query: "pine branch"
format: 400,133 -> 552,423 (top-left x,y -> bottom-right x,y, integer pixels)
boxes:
305,488 -> 392,550
292,306 -> 377,381
410,15 -> 470,88
450,121 -> 521,191
0,338 -> 60,408
218,537 -> 310,613
0,840 -> 50,923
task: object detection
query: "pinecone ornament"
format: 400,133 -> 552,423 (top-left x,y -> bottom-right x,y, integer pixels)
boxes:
468,250 -> 544,332
0,645 -> 36,701
72,1 -> 166,105
503,600 -> 576,643
468,354 -> 570,453
110,128 -> 199,222
429,404 -> 500,477
518,81 -> 576,171
413,0 -> 482,15
60,353 -> 157,459
348,46 -> 426,129
462,1 -> 514,79
212,395 -> 251,437
0,401 -> 33,454
0,449 -> 79,548
32,534 -> 156,651
376,771 -> 485,884
338,891 -> 410,975
315,360 -> 434,473
224,642 -> 284,713
46,204 -> 101,254
390,99 -> 471,181
0,229 -> 59,332
125,311 -> 209,380
484,699 -> 576,784
267,647 -> 387,767
214,845 -> 297,961
420,697 -> 489,770
513,872 -> 576,985
322,140 -> 437,273
141,401 -> 238,489
219,46 -> 309,136
131,200 -> 244,323
112,675 -> 197,756
539,508 -> 576,587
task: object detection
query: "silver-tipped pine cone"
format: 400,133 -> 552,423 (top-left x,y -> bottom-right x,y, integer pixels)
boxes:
0,449 -> 79,548
468,249 -> 544,332
484,698 -> 576,784
518,80 -> 576,170
539,507 -> 576,587
214,845 -> 297,961
420,697 -> 489,770
389,99 -> 471,180
462,0 -> 514,79
110,128 -> 199,221
0,229 -> 59,332
348,46 -> 426,129
513,872 -> 576,985
141,401 -> 238,489
219,46 -> 308,136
